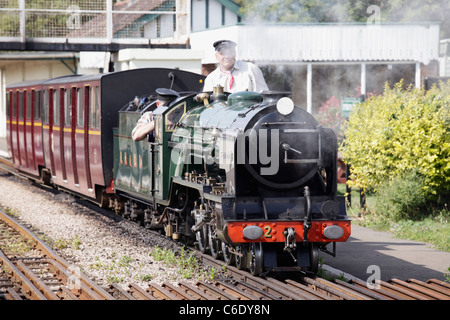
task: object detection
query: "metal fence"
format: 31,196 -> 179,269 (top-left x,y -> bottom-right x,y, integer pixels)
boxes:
0,0 -> 189,44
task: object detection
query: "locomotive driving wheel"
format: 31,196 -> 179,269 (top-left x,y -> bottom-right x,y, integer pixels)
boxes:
249,243 -> 264,275
221,242 -> 235,265
196,224 -> 208,254
235,245 -> 247,270
208,224 -> 222,259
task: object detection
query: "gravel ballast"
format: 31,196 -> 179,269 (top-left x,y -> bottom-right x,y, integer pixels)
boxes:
0,173 -> 211,289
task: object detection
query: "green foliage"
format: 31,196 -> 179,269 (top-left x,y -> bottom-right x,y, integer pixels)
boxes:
372,170 -> 428,221
358,205 -> 450,252
391,213 -> 450,252
340,80 -> 450,202
237,0 -> 450,38
150,246 -> 216,281
238,0 -> 348,23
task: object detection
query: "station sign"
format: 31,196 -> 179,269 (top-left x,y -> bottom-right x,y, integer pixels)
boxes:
341,97 -> 362,119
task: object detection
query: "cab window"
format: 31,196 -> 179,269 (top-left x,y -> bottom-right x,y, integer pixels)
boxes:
165,102 -> 186,131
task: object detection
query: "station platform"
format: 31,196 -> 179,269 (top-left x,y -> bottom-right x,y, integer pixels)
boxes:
320,224 -> 450,282
0,135 -> 448,283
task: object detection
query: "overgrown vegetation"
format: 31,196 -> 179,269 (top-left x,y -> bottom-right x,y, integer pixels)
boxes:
150,246 -> 218,281
89,252 -> 153,285
339,80 -> 449,252
341,80 -> 449,200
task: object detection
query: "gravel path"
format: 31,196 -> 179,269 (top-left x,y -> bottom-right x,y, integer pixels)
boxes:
0,172 -> 213,289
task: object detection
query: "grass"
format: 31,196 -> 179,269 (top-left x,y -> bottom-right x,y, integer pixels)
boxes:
338,183 -> 450,252
88,253 -> 143,284
150,246 -> 218,281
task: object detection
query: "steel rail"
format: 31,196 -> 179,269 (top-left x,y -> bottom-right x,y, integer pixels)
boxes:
1,158 -> 449,301
0,208 -> 115,300
0,250 -> 47,300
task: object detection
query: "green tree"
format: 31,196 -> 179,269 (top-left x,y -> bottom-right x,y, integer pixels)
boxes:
238,0 -> 345,23
339,80 -> 450,201
382,0 -> 450,38
237,0 -> 450,37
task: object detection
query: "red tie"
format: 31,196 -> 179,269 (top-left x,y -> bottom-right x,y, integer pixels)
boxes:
227,71 -> 234,90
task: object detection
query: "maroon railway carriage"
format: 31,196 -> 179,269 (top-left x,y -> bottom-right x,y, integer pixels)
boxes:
6,68 -> 203,205
6,79 -> 44,178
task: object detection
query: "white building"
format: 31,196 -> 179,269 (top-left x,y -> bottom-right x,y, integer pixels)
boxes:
439,39 -> 450,77
190,23 -> 441,113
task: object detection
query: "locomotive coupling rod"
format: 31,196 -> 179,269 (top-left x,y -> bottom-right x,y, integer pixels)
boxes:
157,206 -> 186,225
303,186 -> 312,244
191,220 -> 205,233
227,246 -> 244,258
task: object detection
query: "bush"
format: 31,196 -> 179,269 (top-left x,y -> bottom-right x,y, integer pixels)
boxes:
372,170 -> 428,221
340,80 -> 450,202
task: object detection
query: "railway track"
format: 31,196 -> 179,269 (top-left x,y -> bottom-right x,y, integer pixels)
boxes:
0,157 -> 449,301
1,207 -> 449,301
0,209 -> 114,300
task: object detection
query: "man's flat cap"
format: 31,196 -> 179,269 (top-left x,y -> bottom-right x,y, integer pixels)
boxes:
213,40 -> 237,51
156,88 -> 180,102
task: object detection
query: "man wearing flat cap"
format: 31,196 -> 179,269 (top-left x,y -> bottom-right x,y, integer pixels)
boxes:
203,40 -> 269,93
132,88 -> 179,141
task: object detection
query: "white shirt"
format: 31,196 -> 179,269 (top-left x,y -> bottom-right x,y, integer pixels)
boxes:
203,60 -> 269,93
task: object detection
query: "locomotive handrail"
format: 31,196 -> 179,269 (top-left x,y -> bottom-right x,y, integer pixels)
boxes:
283,128 -> 321,133
303,186 -> 312,244
261,121 -> 310,126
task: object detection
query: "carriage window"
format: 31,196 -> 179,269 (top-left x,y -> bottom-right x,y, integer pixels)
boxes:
43,90 -> 49,124
77,88 -> 84,127
53,90 -> 60,125
64,89 -> 71,126
18,92 -> 23,119
11,92 -> 16,117
6,93 -> 10,118
90,86 -> 100,128
84,85 -> 90,124
34,90 -> 41,120
26,91 -> 31,119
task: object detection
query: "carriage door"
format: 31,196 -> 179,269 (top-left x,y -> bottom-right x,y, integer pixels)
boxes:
26,90 -> 36,172
6,92 -> 14,163
16,91 -> 23,167
71,87 -> 79,186
45,89 -> 56,176
21,90 -> 29,169
10,91 -> 18,164
84,85 -> 92,191
60,88 -> 67,182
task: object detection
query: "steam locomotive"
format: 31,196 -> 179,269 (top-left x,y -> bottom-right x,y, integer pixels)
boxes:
6,68 -> 350,275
